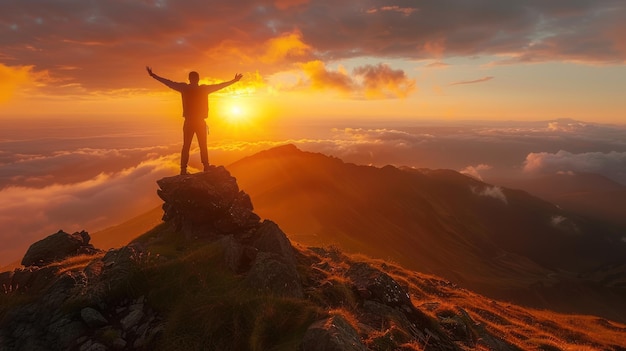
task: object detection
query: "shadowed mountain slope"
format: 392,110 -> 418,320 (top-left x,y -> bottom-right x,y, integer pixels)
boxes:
227,144 -> 626,321
489,172 -> 626,228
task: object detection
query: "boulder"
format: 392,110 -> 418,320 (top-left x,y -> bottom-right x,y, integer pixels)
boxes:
300,314 -> 366,351
346,262 -> 412,308
21,230 -> 98,267
80,307 -> 108,328
243,219 -> 303,297
156,166 -> 260,235
245,252 -> 303,298
250,220 -> 296,265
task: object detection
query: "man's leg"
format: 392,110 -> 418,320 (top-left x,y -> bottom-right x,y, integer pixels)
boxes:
181,120 -> 194,175
195,120 -> 210,171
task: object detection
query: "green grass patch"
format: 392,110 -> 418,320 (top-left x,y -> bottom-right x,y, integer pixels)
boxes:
125,228 -> 323,350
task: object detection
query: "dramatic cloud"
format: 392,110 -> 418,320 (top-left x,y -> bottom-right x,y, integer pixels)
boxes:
294,62 -> 416,99
523,150 -> 626,184
353,64 -> 416,99
1,0 -> 624,95
299,60 -> 354,94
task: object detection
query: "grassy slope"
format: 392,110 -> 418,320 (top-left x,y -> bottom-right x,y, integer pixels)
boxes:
3,222 -> 626,350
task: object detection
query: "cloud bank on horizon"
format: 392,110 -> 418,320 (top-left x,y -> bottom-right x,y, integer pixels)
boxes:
1,0 -> 625,99
1,118 -> 626,266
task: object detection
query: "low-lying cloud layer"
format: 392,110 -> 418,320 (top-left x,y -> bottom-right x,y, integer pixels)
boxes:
0,155 -> 180,265
2,117 -> 626,266
524,150 -> 626,183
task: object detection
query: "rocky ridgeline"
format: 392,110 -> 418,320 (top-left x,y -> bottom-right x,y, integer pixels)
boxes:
0,166 -> 497,350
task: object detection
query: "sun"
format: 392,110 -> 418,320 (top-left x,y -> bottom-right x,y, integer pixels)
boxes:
224,103 -> 249,124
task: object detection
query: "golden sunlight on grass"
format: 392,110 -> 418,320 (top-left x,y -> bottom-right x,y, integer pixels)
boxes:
50,253 -> 106,275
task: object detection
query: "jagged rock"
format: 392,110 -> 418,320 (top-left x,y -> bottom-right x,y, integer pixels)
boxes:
48,317 -> 86,350
245,252 -> 303,298
345,262 -> 460,350
120,309 -> 144,331
251,220 -> 297,265
21,230 -> 100,267
81,307 -> 108,328
346,262 -> 412,308
242,219 -> 304,296
216,234 -> 257,273
156,166 -> 260,235
300,314 -> 366,351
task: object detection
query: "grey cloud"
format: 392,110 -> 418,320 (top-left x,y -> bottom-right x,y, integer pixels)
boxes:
470,185 -> 508,204
1,0 -> 624,93
523,150 -> 626,184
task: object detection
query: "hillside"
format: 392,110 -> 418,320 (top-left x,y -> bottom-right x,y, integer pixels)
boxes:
2,168 -> 625,350
488,172 -> 626,228
227,144 -> 626,321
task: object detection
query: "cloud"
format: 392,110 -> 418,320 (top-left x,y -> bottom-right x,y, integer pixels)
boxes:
471,185 -> 508,204
366,6 -> 418,16
449,76 -> 494,86
523,150 -> 626,184
550,215 -> 580,234
0,155 -> 180,265
2,0 -> 623,95
295,62 -> 416,99
0,145 -> 181,189
353,64 -> 416,99
460,164 -> 492,180
260,31 -> 313,64
0,64 -> 50,102
300,60 -> 354,93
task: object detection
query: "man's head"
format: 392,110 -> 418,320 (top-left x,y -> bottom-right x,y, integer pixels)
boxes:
188,71 -> 200,85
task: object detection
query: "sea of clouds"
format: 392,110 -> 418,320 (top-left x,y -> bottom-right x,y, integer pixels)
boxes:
1,117 -> 625,266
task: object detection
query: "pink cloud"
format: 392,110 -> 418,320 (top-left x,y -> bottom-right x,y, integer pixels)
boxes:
449,76 -> 494,86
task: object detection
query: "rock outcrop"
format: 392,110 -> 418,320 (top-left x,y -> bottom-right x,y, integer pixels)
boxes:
21,230 -> 100,267
157,165 -> 260,235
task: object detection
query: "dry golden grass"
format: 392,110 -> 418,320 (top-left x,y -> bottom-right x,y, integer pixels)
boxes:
347,254 -> 626,351
48,252 -> 106,275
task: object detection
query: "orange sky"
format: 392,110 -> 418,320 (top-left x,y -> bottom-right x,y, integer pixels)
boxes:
1,0 -> 625,126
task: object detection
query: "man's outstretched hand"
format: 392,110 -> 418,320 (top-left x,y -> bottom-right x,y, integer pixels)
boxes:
146,66 -> 154,76
234,73 -> 243,81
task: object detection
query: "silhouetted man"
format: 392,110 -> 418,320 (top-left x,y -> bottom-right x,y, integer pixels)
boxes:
147,66 -> 243,175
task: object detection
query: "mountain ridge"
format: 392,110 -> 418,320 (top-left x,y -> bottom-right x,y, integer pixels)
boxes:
2,167 -> 625,350
227,144 -> 626,321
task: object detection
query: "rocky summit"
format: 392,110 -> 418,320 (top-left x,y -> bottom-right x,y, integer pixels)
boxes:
1,166 -> 625,351
157,165 -> 260,236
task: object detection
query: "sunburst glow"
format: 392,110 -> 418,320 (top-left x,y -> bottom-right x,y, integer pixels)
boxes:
225,104 -> 248,124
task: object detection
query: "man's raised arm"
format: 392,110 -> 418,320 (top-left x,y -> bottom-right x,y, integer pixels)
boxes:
146,66 -> 185,91
206,73 -> 243,93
